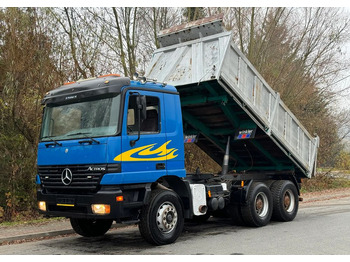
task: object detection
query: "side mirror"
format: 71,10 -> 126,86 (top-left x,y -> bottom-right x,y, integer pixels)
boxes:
130,93 -> 147,147
137,95 -> 147,121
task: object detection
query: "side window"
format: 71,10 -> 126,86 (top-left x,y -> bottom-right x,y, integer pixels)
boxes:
127,95 -> 160,134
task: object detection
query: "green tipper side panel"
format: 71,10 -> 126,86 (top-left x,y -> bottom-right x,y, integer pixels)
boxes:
178,80 -> 296,175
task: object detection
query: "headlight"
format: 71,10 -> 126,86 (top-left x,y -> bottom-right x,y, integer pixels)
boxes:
38,201 -> 47,212
91,204 -> 110,215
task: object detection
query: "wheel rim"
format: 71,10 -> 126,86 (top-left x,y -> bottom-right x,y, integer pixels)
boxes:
254,192 -> 269,218
284,189 -> 295,213
156,201 -> 178,234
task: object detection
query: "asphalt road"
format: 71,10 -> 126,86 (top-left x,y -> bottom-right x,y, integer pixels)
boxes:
0,196 -> 349,255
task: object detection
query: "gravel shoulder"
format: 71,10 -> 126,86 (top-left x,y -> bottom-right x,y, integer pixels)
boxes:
300,187 -> 350,205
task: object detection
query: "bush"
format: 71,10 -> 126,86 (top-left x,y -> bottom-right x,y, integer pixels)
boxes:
335,151 -> 350,171
301,171 -> 350,192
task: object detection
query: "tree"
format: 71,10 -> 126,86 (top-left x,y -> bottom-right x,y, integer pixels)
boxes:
47,7 -> 105,80
183,7 -> 206,22
142,7 -> 180,49
0,7 -> 60,221
226,7 -> 350,167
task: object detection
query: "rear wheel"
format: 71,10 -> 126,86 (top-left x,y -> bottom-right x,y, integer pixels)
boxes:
139,189 -> 184,245
271,180 -> 299,221
241,182 -> 273,227
70,218 -> 113,237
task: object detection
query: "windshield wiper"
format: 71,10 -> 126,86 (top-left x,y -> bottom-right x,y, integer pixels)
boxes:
78,137 -> 100,145
67,132 -> 91,137
42,136 -> 62,147
67,132 -> 100,144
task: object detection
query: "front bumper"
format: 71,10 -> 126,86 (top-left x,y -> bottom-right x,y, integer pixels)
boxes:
37,184 -> 151,221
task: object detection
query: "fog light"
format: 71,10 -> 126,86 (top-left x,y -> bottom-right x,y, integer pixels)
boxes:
38,201 -> 47,212
91,204 -> 110,215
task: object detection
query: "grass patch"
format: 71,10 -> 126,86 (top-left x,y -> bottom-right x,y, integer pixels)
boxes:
301,172 -> 350,193
0,216 -> 66,228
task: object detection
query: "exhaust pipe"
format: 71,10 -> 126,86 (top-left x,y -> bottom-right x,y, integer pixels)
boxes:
199,205 -> 208,214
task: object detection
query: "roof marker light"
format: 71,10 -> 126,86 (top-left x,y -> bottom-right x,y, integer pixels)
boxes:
99,74 -> 120,78
63,81 -> 76,86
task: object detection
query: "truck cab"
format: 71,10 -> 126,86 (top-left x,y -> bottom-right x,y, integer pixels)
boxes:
37,75 -> 189,232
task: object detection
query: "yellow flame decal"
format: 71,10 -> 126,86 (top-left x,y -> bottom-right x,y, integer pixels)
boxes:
114,140 -> 178,161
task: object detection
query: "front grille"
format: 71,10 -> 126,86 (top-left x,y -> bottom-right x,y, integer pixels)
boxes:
38,164 -> 108,194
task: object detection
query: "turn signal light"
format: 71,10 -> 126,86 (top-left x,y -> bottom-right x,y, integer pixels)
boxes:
116,196 -> 124,202
38,201 -> 47,212
91,204 -> 111,215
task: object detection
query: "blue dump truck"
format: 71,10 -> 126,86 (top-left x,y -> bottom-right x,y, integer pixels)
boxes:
36,15 -> 319,245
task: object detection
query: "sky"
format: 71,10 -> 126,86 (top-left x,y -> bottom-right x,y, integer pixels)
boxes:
6,0 -> 350,7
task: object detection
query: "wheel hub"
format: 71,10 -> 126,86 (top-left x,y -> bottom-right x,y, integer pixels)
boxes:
166,212 -> 174,223
254,192 -> 269,218
284,194 -> 291,208
156,202 -> 178,234
283,189 -> 295,213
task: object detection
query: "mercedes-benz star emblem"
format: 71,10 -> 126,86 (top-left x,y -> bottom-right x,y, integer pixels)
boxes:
61,168 -> 73,186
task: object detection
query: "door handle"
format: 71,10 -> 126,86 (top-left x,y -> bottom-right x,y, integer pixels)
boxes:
156,163 -> 166,170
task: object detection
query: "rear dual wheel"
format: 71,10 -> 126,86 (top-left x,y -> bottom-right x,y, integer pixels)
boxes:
240,180 -> 299,226
271,180 -> 299,222
241,182 -> 273,227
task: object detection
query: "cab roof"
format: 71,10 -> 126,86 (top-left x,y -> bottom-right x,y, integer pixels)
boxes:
42,75 -> 177,106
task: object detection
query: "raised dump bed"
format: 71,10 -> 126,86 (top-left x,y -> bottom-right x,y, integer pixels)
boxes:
146,15 -> 319,178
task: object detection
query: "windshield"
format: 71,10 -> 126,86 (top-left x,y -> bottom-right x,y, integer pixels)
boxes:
40,95 -> 121,141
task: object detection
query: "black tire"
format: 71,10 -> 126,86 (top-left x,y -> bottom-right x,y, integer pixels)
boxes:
70,218 -> 113,237
271,180 -> 299,222
241,182 -> 273,227
139,189 -> 184,245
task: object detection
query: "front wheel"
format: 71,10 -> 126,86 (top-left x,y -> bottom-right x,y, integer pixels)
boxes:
241,182 -> 273,227
139,189 -> 184,245
70,218 -> 113,237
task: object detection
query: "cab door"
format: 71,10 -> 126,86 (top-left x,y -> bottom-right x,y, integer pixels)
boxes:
117,90 -> 167,184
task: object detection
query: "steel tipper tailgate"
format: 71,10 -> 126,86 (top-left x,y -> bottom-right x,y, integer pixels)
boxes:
146,18 -> 319,178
